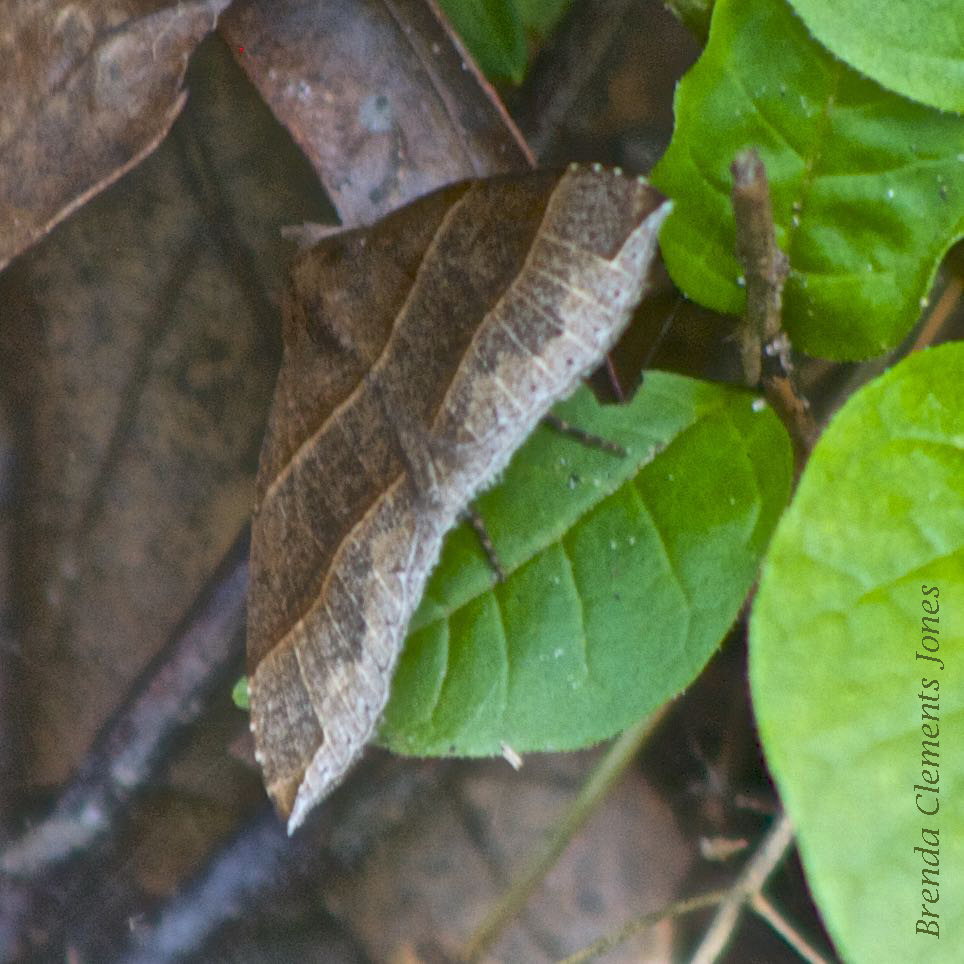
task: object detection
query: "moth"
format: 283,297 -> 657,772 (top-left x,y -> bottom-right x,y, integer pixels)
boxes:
247,164 -> 670,831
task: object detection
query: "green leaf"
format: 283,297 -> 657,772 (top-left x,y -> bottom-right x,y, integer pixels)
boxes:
651,0 -> 964,361
515,0 -> 573,38
787,0 -> 964,114
663,0 -> 715,40
380,373 -> 793,756
750,343 -> 964,961
232,675 -> 249,710
436,0 -> 528,83
437,0 -> 572,83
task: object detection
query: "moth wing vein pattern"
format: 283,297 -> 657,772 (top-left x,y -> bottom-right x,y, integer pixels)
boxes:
247,166 -> 670,832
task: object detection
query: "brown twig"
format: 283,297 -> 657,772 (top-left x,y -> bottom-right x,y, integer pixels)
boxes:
462,706 -> 669,962
731,149 -> 818,474
558,889 -> 728,964
604,355 -> 627,402
911,272 -> 963,353
1,527 -> 249,881
0,528 -> 249,959
750,892 -> 831,964
689,810 -> 795,964
114,754 -> 447,964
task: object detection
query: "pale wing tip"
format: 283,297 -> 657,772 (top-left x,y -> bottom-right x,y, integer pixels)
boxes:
653,197 -> 674,224
287,779 -> 320,834
641,196 -> 673,242
286,749 -> 340,834
286,807 -> 305,836
286,774 -> 318,834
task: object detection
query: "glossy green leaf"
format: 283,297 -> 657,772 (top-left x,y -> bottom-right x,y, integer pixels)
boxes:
788,0 -> 964,114
380,373 -> 793,755
651,0 -> 964,360
750,343 -> 964,961
436,0 -> 527,83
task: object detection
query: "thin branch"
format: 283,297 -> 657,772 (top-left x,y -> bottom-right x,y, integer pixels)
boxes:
114,755 -> 447,964
462,705 -> 669,962
731,149 -> 818,474
1,527 -> 248,881
689,810 -> 795,964
731,150 -> 787,384
750,892 -> 831,964
911,272 -> 963,353
117,804 -> 294,964
558,889 -> 727,964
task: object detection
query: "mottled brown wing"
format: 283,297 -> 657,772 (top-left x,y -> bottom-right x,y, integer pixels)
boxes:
247,166 -> 670,831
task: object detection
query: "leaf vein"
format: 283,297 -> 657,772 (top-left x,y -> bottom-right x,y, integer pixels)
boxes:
558,537 -> 592,684
629,482 -> 691,612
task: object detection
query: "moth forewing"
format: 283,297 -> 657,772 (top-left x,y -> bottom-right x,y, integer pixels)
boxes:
247,166 -> 670,832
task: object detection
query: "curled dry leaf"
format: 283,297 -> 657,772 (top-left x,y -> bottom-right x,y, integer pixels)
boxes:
247,165 -> 670,831
0,0 -> 229,272
220,0 -> 533,226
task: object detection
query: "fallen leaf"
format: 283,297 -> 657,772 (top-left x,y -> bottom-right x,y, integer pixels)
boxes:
0,0 -> 230,271
220,0 -> 534,226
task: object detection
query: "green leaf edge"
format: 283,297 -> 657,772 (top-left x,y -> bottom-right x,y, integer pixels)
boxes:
749,341 -> 964,962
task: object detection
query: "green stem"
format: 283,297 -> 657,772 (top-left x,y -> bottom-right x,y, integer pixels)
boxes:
461,705 -> 669,961
559,890 -> 728,964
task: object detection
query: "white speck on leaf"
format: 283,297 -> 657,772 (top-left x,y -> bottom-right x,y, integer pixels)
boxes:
500,743 -> 523,770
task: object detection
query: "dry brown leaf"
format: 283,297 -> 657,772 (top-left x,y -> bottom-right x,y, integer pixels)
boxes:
0,0 -> 231,272
220,0 -> 534,226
